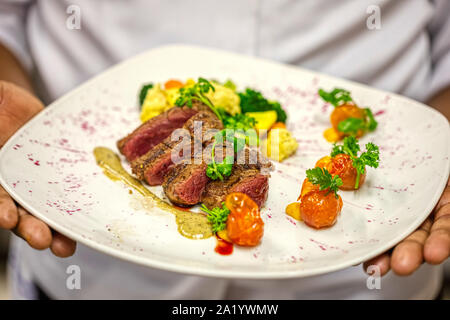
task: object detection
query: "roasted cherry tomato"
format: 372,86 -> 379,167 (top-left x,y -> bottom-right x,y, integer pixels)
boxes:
315,156 -> 332,170
164,79 -> 184,90
330,103 -> 365,138
298,178 -> 319,200
299,190 -> 343,229
328,153 -> 365,190
225,192 -> 264,247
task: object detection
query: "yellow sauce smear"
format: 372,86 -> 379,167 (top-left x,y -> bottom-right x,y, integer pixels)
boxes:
93,147 -> 213,240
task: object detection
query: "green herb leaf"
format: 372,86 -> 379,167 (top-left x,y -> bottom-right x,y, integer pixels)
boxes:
306,167 -> 343,198
331,136 -> 360,158
364,108 -> 378,132
201,203 -> 230,233
330,137 -> 380,189
138,83 -> 154,107
337,117 -> 365,134
318,88 -> 353,107
174,78 -> 222,121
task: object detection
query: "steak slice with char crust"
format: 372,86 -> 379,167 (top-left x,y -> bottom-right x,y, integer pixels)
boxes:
131,109 -> 223,186
162,163 -> 209,207
201,166 -> 269,209
163,144 -> 272,208
117,106 -> 197,161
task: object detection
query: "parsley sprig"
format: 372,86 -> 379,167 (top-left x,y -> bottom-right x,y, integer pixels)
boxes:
201,203 -> 230,233
306,167 -> 343,198
318,88 -> 354,107
206,130 -> 246,181
175,78 -> 223,121
331,136 -> 380,189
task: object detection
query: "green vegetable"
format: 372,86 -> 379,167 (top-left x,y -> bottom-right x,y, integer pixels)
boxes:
318,88 -> 353,107
175,78 -> 223,121
331,137 -> 380,189
222,111 -> 256,131
138,83 -> 154,106
238,88 -> 287,123
201,203 -> 230,233
306,167 -> 343,198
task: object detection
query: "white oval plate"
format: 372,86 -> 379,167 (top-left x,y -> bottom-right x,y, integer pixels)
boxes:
0,45 -> 448,279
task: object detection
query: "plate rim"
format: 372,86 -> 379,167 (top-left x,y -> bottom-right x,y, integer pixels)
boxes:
0,44 -> 449,279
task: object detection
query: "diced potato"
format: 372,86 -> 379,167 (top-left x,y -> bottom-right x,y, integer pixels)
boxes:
263,128 -> 299,162
285,202 -> 302,221
245,110 -> 278,131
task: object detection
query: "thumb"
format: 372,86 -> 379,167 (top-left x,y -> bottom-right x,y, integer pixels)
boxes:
0,81 -> 44,147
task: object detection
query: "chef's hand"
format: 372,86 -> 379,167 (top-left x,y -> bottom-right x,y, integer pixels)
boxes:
364,177 -> 450,276
0,81 -> 76,257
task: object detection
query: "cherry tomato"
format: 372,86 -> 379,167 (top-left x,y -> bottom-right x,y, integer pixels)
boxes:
225,192 -> 264,247
315,156 -> 332,170
164,79 -> 184,90
300,190 -> 343,229
330,103 -> 365,138
328,153 -> 366,190
298,178 -> 319,201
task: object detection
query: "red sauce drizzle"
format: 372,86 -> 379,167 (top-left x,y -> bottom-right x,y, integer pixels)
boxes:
215,237 -> 233,255
172,205 -> 191,212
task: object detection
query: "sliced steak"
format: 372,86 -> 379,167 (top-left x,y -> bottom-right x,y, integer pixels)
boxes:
131,110 -> 223,186
162,163 -> 209,207
117,106 -> 197,161
201,166 -> 269,209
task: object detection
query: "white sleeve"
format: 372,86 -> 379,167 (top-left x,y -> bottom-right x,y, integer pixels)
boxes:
0,0 -> 33,72
427,0 -> 450,99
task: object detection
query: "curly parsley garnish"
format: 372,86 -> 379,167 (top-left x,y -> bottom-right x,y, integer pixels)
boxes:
306,167 -> 343,198
331,136 -> 380,189
175,78 -> 222,121
205,130 -> 246,181
201,203 -> 230,233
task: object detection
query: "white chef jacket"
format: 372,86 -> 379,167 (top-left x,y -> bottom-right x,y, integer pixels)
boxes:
1,0 -> 449,299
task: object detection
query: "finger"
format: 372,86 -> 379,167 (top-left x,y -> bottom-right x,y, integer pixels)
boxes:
363,253 -> 391,276
424,203 -> 450,264
435,179 -> 450,212
0,185 -> 18,229
50,232 -> 77,258
0,81 -> 44,147
15,207 -> 52,250
390,218 -> 432,276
